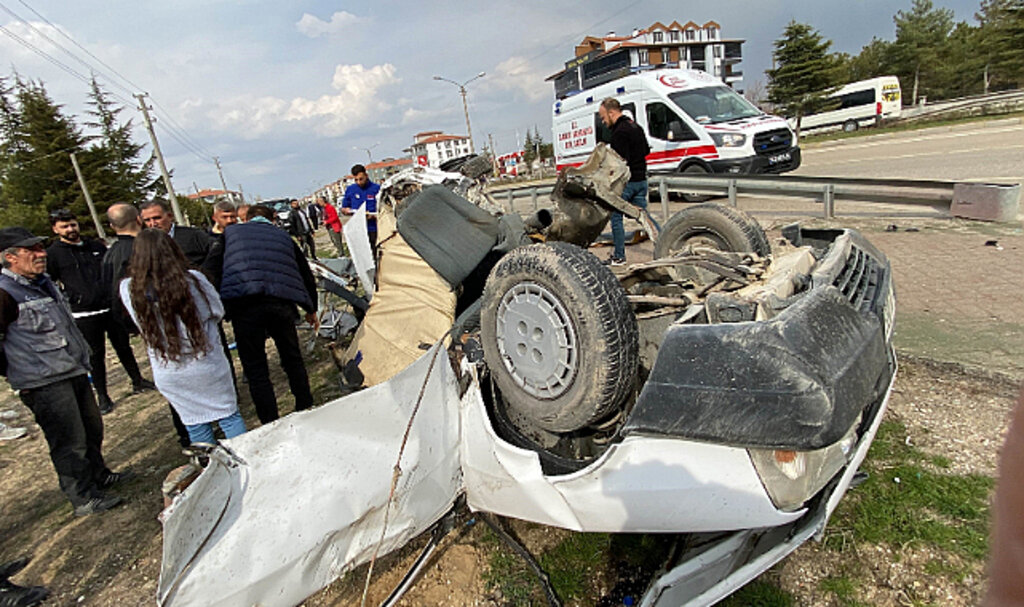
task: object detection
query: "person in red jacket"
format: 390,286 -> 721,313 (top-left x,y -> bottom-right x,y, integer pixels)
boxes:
322,196 -> 345,256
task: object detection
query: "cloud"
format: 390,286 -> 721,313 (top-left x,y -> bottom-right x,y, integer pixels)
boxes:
295,12 -> 361,38
198,63 -> 399,138
486,56 -> 550,102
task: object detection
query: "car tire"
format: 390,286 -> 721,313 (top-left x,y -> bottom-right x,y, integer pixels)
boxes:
679,163 -> 713,202
842,119 -> 859,133
654,203 -> 770,258
481,242 -> 638,433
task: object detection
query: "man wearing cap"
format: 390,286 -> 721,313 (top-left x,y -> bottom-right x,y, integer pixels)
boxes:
46,209 -> 155,414
0,227 -> 130,516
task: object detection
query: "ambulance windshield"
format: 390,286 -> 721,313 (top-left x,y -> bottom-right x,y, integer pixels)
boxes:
669,86 -> 762,125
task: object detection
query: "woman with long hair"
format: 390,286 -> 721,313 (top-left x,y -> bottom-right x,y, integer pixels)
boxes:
119,229 -> 245,444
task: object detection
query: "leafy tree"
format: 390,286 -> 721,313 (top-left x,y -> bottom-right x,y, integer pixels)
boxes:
977,0 -> 1024,90
891,0 -> 955,104
766,21 -> 844,137
844,37 -> 895,82
0,78 -> 88,234
535,127 -> 553,161
81,77 -> 155,207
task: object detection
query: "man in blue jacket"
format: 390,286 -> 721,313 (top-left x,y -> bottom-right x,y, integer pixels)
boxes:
204,205 -> 319,424
341,164 -> 380,252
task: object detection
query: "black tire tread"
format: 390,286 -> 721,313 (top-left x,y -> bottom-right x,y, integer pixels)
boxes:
480,242 -> 639,432
654,202 -> 770,258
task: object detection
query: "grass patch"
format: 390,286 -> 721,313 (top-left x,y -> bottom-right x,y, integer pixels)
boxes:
828,419 -> 993,564
800,109 -> 1024,145
820,574 -> 868,607
718,579 -> 794,607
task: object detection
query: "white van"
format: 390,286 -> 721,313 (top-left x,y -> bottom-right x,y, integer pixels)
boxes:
796,76 -> 902,134
553,68 -> 800,176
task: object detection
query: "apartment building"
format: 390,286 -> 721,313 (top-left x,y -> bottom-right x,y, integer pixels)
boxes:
407,130 -> 472,168
548,20 -> 744,99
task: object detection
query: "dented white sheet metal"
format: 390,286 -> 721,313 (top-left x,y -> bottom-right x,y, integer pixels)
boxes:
343,204 -> 375,294
158,345 -> 462,607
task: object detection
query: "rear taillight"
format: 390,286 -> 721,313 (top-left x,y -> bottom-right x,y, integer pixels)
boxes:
876,101 -> 882,115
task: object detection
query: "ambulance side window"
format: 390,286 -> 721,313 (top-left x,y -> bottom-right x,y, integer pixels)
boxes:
646,102 -> 698,141
593,102 -> 636,144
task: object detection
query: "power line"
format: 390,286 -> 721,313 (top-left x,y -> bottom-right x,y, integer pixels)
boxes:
0,0 -> 135,99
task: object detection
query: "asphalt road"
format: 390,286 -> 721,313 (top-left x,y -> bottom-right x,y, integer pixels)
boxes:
795,118 -> 1024,186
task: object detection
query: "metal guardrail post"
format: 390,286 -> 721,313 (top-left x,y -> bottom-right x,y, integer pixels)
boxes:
658,178 -> 670,221
506,189 -> 514,214
531,188 -> 538,211
727,179 -> 738,206
823,184 -> 835,219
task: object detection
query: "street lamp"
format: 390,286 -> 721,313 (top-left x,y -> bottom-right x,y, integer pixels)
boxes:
433,72 -> 485,154
352,142 -> 380,165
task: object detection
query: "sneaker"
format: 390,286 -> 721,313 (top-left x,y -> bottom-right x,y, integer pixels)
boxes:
0,579 -> 48,607
98,469 -> 136,490
601,256 -> 626,267
0,557 -> 30,579
0,424 -> 27,441
131,379 -> 157,394
96,395 -> 115,415
73,495 -> 123,517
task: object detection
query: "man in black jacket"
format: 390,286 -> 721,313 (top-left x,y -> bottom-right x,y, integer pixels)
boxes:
287,199 -> 316,260
139,200 -> 211,267
46,210 -> 154,413
599,97 -> 651,266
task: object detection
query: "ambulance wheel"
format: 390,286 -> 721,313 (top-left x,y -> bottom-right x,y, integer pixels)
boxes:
654,203 -> 770,257
481,242 -> 638,433
679,163 -> 712,202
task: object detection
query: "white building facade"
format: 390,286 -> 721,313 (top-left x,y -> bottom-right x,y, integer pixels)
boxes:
408,131 -> 472,168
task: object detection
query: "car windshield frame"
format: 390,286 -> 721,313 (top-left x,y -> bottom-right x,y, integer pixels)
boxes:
669,86 -> 763,125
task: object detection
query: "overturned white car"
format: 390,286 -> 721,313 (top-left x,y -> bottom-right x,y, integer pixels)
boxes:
158,149 -> 896,607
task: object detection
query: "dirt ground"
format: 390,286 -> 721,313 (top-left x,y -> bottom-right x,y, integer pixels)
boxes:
0,343 -> 1016,606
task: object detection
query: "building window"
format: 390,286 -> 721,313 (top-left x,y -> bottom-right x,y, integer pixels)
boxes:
639,49 -> 649,65
652,31 -> 663,43
706,26 -> 718,40
684,28 -> 695,41
670,30 -> 680,42
713,45 -> 722,58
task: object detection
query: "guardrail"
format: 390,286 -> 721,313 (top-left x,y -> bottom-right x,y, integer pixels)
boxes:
487,173 -> 1021,222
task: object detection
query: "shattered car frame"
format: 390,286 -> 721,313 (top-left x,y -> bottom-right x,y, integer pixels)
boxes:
158,148 -> 896,607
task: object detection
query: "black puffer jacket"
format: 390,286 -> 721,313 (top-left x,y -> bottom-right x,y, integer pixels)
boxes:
46,239 -> 109,312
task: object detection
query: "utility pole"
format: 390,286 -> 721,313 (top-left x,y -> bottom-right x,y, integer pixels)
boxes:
433,72 -> 485,154
135,93 -> 186,226
488,133 -> 499,176
214,156 -> 230,202
238,184 -> 246,204
68,152 -> 107,241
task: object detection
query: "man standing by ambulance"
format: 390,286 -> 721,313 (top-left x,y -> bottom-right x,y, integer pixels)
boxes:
598,97 -> 650,266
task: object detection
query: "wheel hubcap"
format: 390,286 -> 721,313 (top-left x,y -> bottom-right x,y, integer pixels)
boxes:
495,282 -> 578,399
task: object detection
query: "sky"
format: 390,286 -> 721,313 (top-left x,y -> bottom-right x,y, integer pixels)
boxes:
1,0 -> 984,201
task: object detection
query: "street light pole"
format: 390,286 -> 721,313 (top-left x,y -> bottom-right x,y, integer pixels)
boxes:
352,142 -> 380,165
433,72 -> 485,154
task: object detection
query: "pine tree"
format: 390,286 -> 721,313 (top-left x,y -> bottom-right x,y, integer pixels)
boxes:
766,22 -> 844,138
977,0 -> 1024,90
891,0 -> 955,104
82,77 -> 155,207
0,78 -> 87,233
523,129 -> 535,166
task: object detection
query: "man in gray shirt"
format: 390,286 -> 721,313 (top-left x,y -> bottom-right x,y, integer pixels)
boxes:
0,227 -> 132,516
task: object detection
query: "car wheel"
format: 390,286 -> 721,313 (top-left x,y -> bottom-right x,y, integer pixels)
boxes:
481,242 -> 638,433
679,163 -> 712,202
842,119 -> 859,133
654,203 -> 770,258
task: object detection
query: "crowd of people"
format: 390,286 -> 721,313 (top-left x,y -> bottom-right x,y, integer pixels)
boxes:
0,168 -> 386,536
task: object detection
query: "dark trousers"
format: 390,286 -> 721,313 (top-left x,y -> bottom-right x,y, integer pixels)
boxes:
76,312 -> 143,398
231,300 -> 314,424
20,375 -> 109,507
296,232 -> 316,259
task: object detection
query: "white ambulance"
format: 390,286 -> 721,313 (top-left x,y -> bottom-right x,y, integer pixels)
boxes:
553,68 -> 800,176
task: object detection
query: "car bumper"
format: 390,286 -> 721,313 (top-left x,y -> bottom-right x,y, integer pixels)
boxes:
709,146 -> 802,174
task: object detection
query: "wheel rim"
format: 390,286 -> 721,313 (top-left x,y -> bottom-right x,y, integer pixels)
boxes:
668,228 -> 728,254
495,282 -> 578,399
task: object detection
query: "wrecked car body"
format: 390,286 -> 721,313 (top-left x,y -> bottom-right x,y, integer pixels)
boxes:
158,147 -> 896,607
